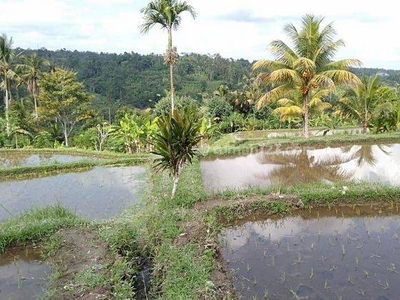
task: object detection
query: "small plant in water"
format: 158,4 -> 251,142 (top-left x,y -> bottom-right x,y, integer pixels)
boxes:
270,255 -> 275,267
246,264 -> 251,272
379,279 -> 390,290
388,263 -> 398,273
356,289 -> 365,296
263,288 -> 269,299
324,279 -> 331,290
347,273 -> 355,284
363,270 -> 371,278
280,271 -> 286,283
341,244 -> 346,256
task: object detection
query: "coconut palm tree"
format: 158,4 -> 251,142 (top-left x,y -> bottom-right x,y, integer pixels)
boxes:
337,75 -> 398,133
253,14 -> 361,137
0,34 -> 18,136
17,52 -> 50,119
140,0 -> 197,110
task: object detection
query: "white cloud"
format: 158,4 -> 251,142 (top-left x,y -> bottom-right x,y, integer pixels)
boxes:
0,0 -> 399,69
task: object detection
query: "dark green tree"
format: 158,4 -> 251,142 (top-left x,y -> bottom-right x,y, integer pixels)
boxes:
38,67 -> 94,147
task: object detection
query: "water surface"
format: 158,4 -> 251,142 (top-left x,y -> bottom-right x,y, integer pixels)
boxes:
0,152 -> 100,169
220,205 -> 400,299
201,142 -> 400,192
0,166 -> 147,222
0,245 -> 50,300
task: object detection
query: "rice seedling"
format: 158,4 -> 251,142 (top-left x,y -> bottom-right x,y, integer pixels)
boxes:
356,289 -> 365,296
324,279 -> 331,290
341,244 -> 346,256
268,255 -> 275,267
347,273 -> 355,284
388,263 -> 398,273
363,270 -> 371,278
263,288 -> 269,299
279,271 -> 286,283
378,279 -> 390,290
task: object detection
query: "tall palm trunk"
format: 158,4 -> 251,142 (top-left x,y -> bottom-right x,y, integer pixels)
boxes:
167,27 -> 175,111
33,95 -> 38,119
4,85 -> 10,136
302,94 -> 309,138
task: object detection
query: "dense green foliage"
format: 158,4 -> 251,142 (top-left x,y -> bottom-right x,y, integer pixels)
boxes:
15,48 -> 252,110
253,14 -> 361,137
152,105 -> 202,197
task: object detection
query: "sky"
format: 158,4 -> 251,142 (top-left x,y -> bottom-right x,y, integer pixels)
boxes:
1,0 -> 399,70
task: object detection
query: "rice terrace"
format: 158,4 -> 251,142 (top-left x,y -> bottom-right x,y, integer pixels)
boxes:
1,2 -> 400,300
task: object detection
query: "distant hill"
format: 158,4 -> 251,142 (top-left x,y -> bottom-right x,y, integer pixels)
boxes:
17,48 -> 400,110
18,48 -> 251,109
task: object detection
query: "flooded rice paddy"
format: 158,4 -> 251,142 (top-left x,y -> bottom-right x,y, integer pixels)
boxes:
0,245 -> 50,300
0,152 -> 100,169
201,142 -> 400,193
220,205 -> 400,299
0,166 -> 147,222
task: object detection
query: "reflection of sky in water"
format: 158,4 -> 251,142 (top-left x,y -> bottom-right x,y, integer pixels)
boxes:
0,166 -> 147,222
0,154 -> 100,168
200,152 -> 277,191
0,246 -> 50,300
220,210 -> 400,299
201,143 -> 400,192
341,144 -> 400,184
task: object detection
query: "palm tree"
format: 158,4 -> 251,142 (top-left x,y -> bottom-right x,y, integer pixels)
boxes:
253,14 -> 361,137
337,75 -> 398,133
17,52 -> 50,119
140,0 -> 197,110
0,34 -> 18,136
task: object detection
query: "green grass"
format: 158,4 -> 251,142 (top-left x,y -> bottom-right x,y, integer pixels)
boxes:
3,132 -> 400,299
0,204 -> 87,252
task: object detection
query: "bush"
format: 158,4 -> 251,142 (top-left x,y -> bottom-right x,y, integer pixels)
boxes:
33,131 -> 54,148
152,95 -> 199,117
206,96 -> 232,119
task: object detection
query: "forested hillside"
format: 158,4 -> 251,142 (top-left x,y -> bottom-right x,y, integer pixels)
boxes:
15,48 -> 399,112
18,48 -> 252,109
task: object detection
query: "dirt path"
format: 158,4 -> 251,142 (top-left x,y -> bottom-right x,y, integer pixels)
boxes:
48,228 -> 115,300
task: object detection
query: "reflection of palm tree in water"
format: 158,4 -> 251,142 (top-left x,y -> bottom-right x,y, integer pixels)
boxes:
256,147 -> 355,186
341,143 -> 391,166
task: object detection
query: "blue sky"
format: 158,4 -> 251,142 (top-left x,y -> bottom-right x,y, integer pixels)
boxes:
1,0 -> 398,70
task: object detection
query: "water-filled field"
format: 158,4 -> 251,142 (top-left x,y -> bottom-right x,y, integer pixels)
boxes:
201,142 -> 400,193
220,205 -> 400,299
0,166 -> 147,222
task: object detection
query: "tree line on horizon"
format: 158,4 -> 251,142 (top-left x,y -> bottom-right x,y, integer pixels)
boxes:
9,47 -> 400,110
1,10 -> 400,152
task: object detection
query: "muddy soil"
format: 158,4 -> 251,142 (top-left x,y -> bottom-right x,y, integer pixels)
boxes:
48,228 -> 116,300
